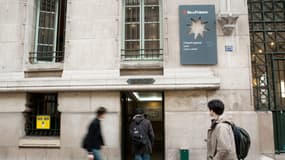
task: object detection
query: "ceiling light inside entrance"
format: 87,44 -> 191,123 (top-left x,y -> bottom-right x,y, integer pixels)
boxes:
132,92 -> 162,101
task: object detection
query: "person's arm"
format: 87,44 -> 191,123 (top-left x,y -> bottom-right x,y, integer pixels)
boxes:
213,124 -> 232,160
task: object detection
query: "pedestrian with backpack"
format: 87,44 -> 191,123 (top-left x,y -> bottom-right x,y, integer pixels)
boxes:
82,107 -> 107,160
129,108 -> 155,160
206,100 -> 237,160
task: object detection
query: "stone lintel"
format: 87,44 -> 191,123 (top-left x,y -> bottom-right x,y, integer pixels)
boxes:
19,136 -> 60,148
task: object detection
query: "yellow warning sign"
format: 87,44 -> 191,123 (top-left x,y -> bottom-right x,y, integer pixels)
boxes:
36,115 -> 50,129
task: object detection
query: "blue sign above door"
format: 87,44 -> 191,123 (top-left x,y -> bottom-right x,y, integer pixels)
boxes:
179,5 -> 217,64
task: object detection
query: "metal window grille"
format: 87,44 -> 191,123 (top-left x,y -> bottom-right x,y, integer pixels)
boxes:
248,0 -> 285,111
122,0 -> 163,61
24,93 -> 60,136
248,1 -> 285,152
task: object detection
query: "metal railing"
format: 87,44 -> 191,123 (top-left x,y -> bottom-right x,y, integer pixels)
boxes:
121,49 -> 163,61
29,51 -> 64,64
24,114 -> 60,136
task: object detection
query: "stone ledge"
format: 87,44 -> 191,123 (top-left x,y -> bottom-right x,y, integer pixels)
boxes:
0,80 -> 220,92
19,136 -> 60,148
0,70 -> 220,92
120,61 -> 163,69
24,63 -> 64,72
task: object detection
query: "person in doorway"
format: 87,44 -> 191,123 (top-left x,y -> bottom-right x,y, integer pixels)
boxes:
206,99 -> 237,160
83,106 -> 107,160
129,108 -> 155,160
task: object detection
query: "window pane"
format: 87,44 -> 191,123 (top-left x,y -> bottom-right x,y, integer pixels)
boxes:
253,32 -> 264,42
125,41 -> 140,57
276,32 -> 285,42
145,41 -> 160,57
277,42 -> 285,52
145,41 -> 159,49
125,24 -> 140,40
276,23 -> 285,30
251,2 -> 261,11
145,0 -> 159,5
48,29 -> 54,44
274,2 -> 285,11
264,12 -> 273,22
126,7 -> 140,22
145,23 -> 159,39
41,0 -> 56,12
37,45 -> 53,61
265,32 -> 275,42
253,23 -> 263,30
38,28 -> 54,44
125,0 -> 140,5
125,41 -> 140,50
264,23 -> 274,30
145,6 -> 159,22
39,12 -> 55,28
275,12 -> 285,22
252,12 -> 262,21
37,46 -> 53,53
263,2 -> 273,11
38,29 -> 45,44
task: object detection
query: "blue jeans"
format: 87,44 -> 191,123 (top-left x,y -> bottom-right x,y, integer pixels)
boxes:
134,153 -> 150,160
92,149 -> 103,160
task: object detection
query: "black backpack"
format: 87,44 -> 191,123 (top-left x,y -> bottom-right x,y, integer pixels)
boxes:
223,121 -> 251,160
130,120 -> 148,146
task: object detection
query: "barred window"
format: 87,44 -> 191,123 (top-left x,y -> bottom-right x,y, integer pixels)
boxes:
24,93 -> 60,136
122,0 -> 162,61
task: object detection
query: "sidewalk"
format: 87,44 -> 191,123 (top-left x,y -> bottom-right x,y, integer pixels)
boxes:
261,154 -> 285,160
275,154 -> 285,160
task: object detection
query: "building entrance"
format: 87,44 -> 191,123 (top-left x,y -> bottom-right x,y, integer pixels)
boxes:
248,0 -> 285,153
121,91 -> 164,160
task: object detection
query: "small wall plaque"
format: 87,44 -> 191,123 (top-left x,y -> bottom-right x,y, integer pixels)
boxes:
225,45 -> 234,52
127,78 -> 155,85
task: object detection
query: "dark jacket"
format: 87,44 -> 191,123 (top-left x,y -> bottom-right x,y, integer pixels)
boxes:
129,115 -> 155,154
84,118 -> 104,152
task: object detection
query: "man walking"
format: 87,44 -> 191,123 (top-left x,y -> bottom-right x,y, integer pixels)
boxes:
83,107 -> 107,160
206,100 -> 237,160
129,108 -> 155,160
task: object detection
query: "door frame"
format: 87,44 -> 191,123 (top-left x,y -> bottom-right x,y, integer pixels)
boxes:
120,91 -> 165,160
271,55 -> 285,153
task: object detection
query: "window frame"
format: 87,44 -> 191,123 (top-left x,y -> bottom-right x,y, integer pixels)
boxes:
34,0 -> 59,64
122,0 -> 163,61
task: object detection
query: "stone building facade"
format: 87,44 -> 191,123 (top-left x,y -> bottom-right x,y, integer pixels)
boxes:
0,0 -> 277,159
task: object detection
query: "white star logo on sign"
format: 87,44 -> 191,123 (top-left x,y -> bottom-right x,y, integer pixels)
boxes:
188,17 -> 209,39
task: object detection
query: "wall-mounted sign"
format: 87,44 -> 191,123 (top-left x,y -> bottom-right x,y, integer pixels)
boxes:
127,78 -> 155,85
179,5 -> 217,64
225,45 -> 234,52
36,115 -> 50,129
